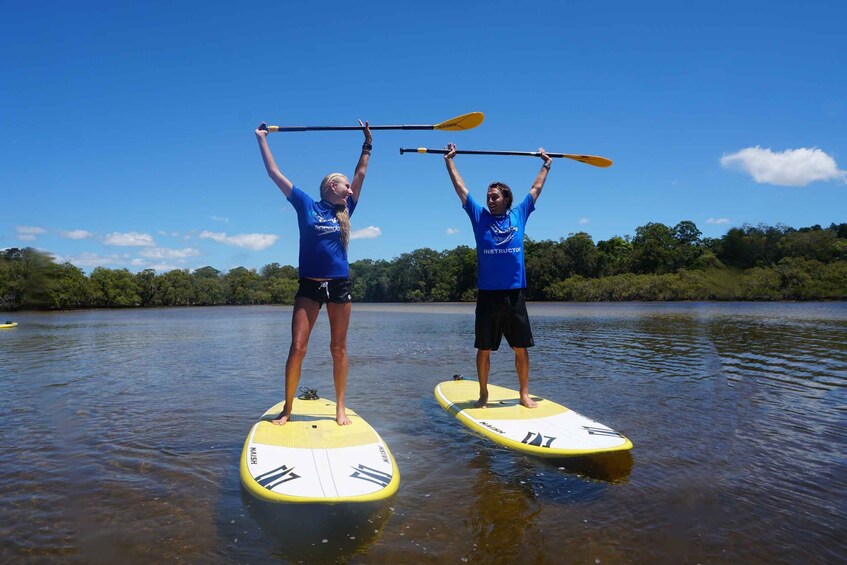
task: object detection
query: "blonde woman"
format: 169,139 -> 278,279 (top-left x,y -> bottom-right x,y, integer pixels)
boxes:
255,120 -> 372,425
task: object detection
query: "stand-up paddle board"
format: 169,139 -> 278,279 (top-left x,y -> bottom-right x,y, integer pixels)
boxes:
240,393 -> 399,503
435,378 -> 632,457
0,322 -> 17,329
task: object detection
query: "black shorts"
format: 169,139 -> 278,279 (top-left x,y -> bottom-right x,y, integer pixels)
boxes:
474,288 -> 534,351
295,278 -> 352,306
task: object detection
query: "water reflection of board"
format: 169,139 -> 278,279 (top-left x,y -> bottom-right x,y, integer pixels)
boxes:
435,379 -> 632,457
240,398 -> 399,503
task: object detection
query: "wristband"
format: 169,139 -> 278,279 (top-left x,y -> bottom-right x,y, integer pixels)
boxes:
362,143 -> 373,151
542,162 -> 551,170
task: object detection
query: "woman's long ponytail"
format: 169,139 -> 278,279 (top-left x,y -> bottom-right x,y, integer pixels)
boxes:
320,173 -> 351,249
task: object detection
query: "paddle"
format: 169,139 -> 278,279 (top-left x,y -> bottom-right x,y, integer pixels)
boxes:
400,147 -> 613,168
259,112 -> 484,133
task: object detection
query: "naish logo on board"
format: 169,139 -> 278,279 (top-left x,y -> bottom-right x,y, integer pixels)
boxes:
378,445 -> 389,463
479,421 -> 506,435
582,425 -> 623,438
250,447 -> 258,465
255,464 -> 301,490
521,431 -> 557,448
350,464 -> 392,488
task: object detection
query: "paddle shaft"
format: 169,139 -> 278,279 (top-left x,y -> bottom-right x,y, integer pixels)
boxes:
399,147 -> 613,168
265,124 -> 439,132
403,148 -> 578,158
260,112 -> 484,133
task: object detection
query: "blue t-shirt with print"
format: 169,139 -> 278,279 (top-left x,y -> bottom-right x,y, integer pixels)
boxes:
464,192 -> 535,290
288,186 -> 357,279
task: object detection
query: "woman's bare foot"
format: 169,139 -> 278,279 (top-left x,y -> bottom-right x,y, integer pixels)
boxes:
271,409 -> 291,425
520,394 -> 538,409
474,393 -> 489,408
336,406 -> 352,426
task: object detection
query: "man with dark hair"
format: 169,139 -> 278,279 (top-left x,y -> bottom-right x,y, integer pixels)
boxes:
444,142 -> 552,408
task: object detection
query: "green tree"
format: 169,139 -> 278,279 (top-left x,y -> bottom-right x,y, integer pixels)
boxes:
446,245 -> 477,301
596,236 -> 632,277
561,232 -> 599,278
672,220 -> 704,269
525,238 -> 570,299
259,262 -> 298,304
0,248 -> 61,309
90,267 -> 141,307
223,267 -> 262,304
780,229 -> 843,263
717,223 -> 788,268
157,270 -> 195,306
390,248 -> 443,302
52,263 -> 95,309
193,266 -> 224,305
630,222 -> 677,274
135,269 -> 158,306
351,258 -> 397,302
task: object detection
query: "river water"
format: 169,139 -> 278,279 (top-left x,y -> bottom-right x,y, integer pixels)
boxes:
1,302 -> 845,564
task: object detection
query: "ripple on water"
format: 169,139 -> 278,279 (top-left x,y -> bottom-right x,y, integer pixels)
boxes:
1,303 -> 845,563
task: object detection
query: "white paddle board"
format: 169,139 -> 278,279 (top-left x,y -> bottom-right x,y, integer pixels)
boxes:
240,397 -> 399,503
435,378 -> 632,457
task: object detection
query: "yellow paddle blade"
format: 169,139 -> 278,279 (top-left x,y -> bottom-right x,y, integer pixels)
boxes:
563,155 -> 613,168
433,112 -> 485,131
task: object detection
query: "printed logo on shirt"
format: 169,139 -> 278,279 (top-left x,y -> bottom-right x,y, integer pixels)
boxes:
312,210 -> 340,236
490,222 -> 517,246
311,210 -> 337,224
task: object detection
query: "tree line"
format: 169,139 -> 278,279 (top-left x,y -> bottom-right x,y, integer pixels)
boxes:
2,220 -> 846,311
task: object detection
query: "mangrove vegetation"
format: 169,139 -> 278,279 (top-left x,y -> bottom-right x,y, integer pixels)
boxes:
2,220 -> 846,311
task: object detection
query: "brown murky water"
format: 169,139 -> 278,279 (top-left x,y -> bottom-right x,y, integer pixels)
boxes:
1,302 -> 845,563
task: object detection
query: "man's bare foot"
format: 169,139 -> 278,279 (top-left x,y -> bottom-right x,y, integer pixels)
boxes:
520,394 -> 538,408
271,410 -> 291,425
474,394 -> 488,408
336,406 -> 352,426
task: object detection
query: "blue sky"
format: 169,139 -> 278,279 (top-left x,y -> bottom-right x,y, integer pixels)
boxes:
3,1 -> 845,273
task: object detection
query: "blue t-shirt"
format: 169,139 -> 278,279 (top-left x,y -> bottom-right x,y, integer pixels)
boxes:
464,192 -> 535,290
288,186 -> 357,279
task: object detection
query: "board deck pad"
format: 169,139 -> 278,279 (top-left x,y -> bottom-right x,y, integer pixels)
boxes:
240,398 -> 399,503
435,379 -> 632,457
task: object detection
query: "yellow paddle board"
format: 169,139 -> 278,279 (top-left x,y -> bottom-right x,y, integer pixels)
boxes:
435,378 -> 632,457
0,322 -> 17,329
240,396 -> 399,503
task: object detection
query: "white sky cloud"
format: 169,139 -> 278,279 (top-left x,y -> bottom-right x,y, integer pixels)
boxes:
68,252 -> 130,267
198,231 -> 278,250
209,215 -> 230,224
720,146 -> 846,187
16,226 -> 45,241
129,258 -> 185,272
707,218 -> 731,225
351,226 -> 381,240
60,229 -> 94,240
446,227 -> 460,235
138,247 -> 201,259
103,231 -> 156,246
579,218 -> 590,225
